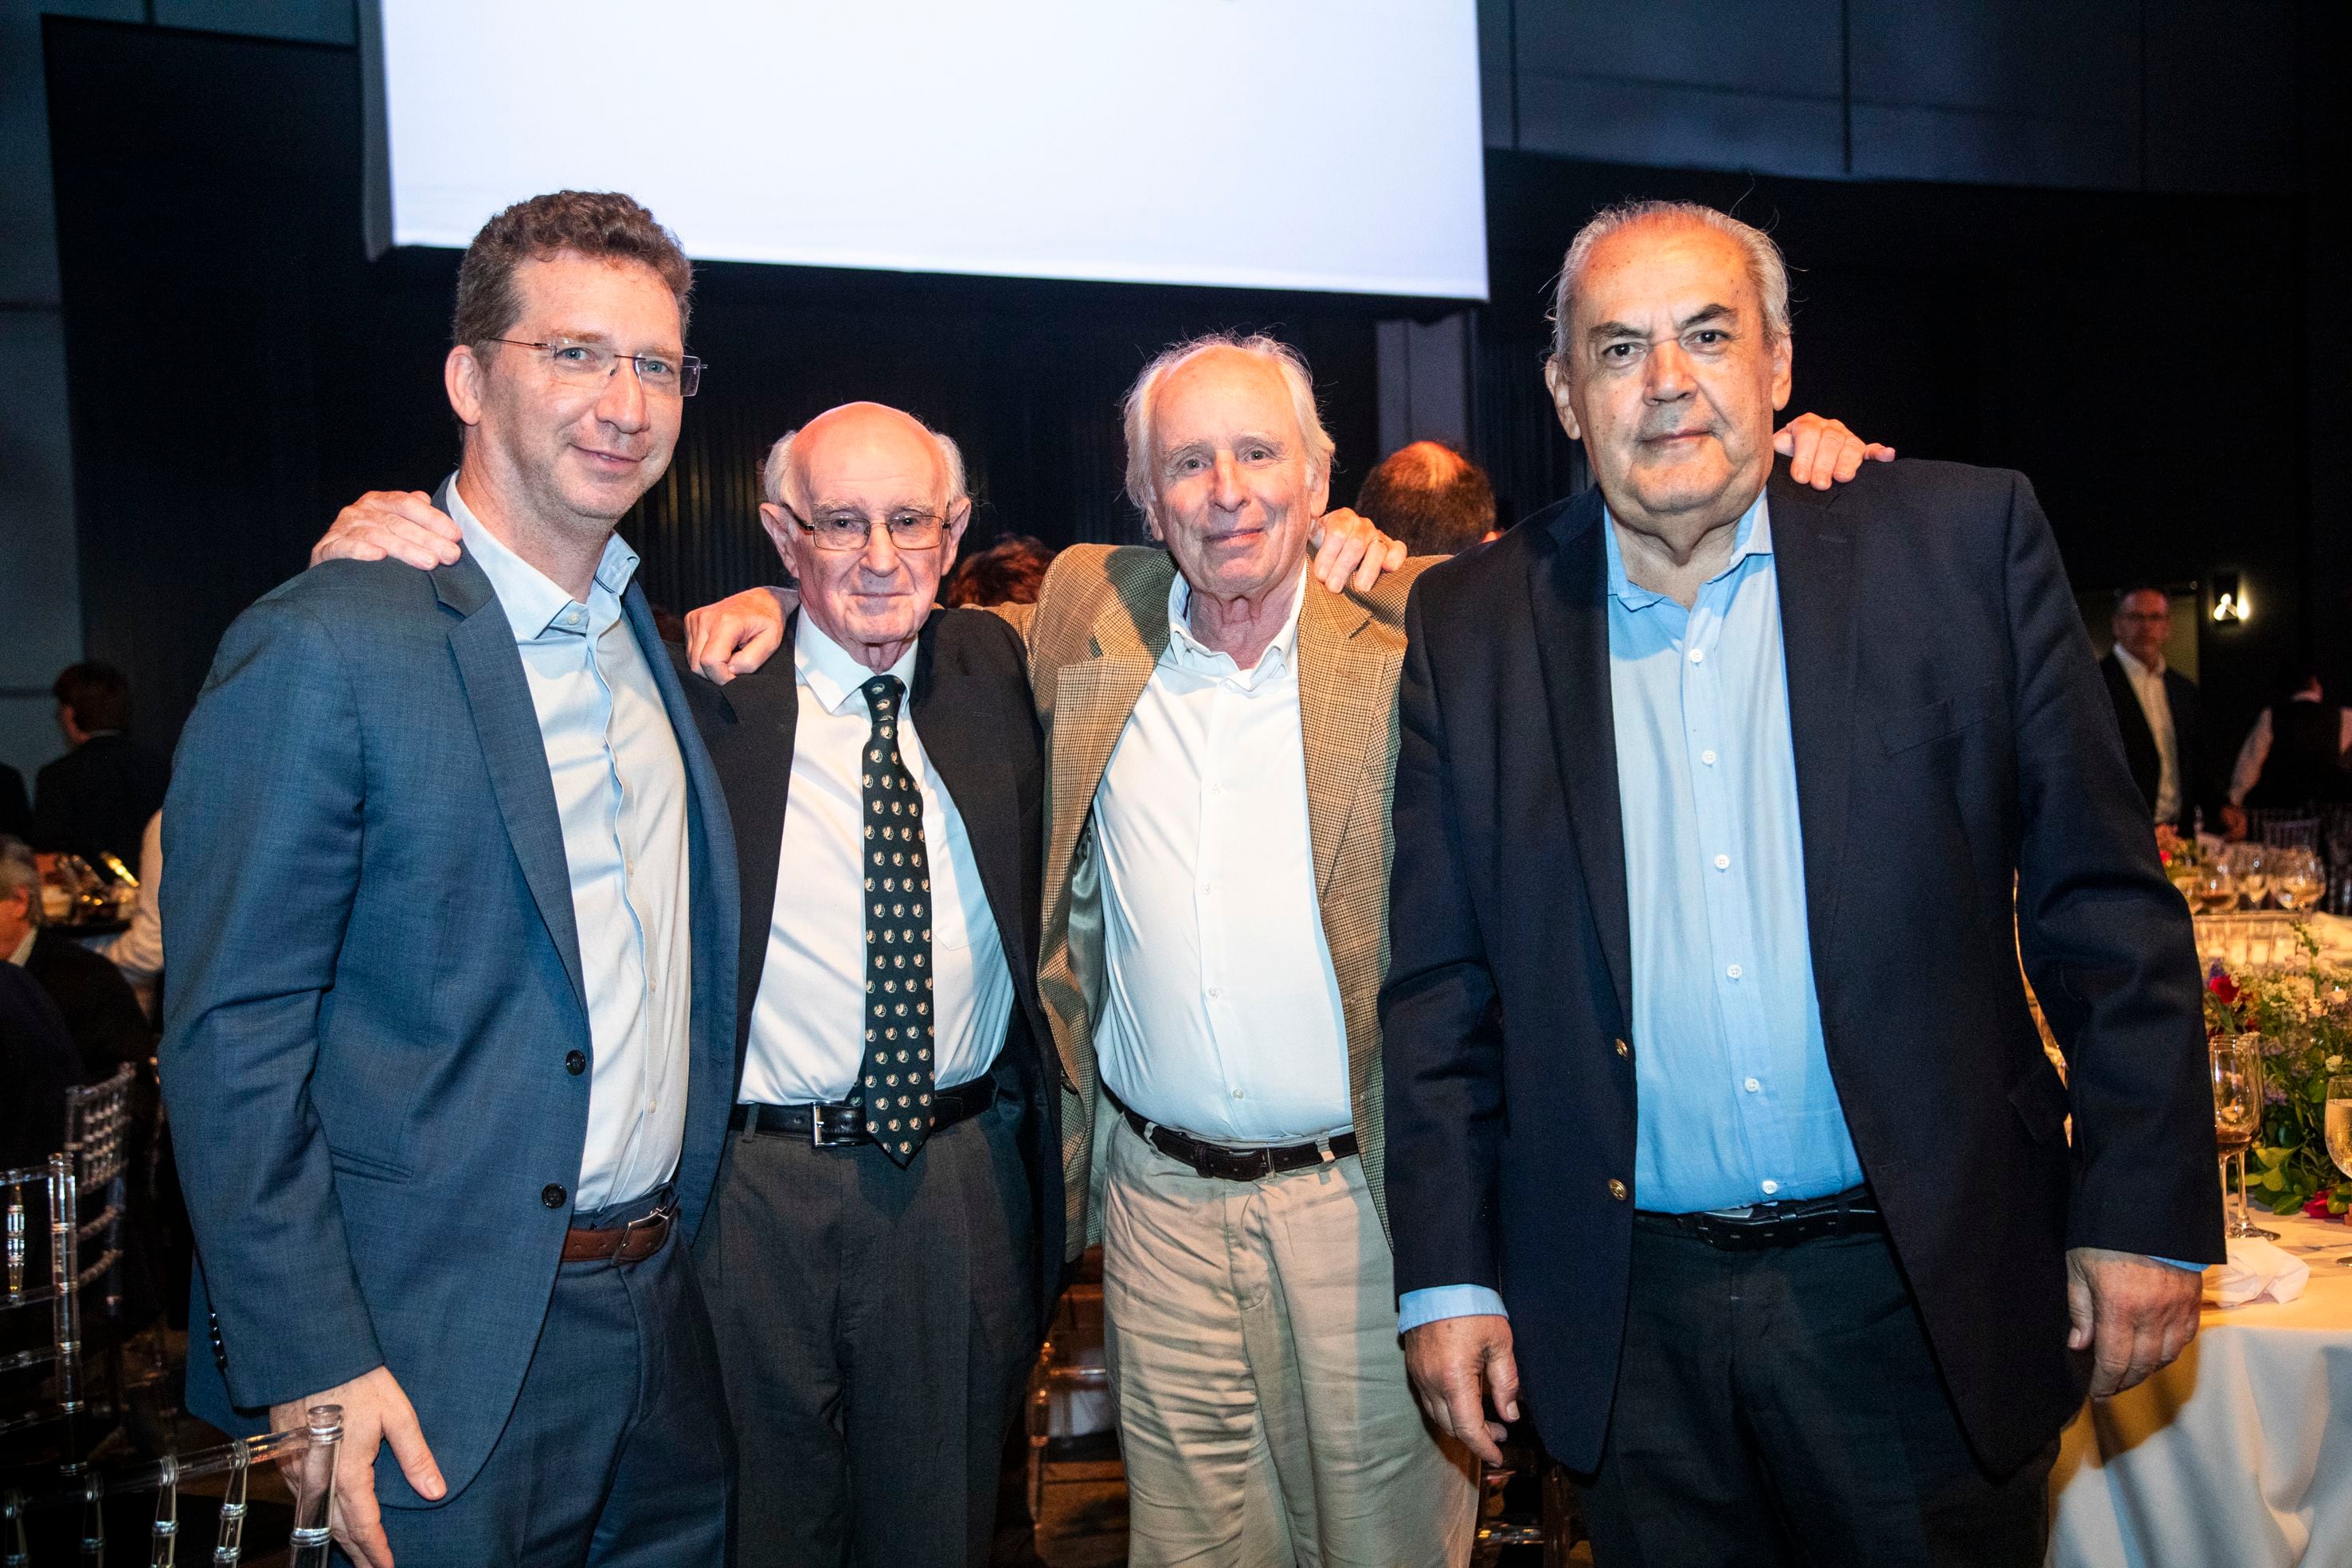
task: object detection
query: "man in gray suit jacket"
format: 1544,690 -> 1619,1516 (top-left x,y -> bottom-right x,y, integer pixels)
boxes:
161,191 -> 738,1568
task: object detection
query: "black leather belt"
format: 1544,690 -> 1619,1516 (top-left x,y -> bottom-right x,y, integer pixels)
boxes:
1106,1085 -> 1356,1183
1634,1184 -> 1883,1251
731,1071 -> 998,1147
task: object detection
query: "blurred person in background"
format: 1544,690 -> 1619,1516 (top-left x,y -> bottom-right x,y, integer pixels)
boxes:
2223,662 -> 2352,833
1356,439 -> 1498,557
102,809 -> 165,1020
29,662 -> 170,872
1,832 -> 149,1077
2098,585 -> 2210,839
0,960 -> 82,1168
941,533 -> 1055,608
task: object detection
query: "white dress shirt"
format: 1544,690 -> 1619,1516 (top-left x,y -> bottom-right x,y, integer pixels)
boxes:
2112,643 -> 2181,824
738,615 -> 1013,1105
2229,697 -> 2352,806
1090,566 -> 1353,1144
450,483 -> 691,1213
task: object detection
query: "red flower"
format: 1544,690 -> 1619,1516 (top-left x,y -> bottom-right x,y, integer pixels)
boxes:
2209,972 -> 2240,1007
2307,1194 -> 2338,1219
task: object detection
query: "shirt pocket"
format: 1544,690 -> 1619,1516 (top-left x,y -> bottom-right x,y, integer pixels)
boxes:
1876,681 -> 1998,757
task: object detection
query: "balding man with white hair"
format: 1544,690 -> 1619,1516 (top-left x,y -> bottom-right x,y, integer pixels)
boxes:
315,400 -> 1066,1567
681,335 -> 1883,1567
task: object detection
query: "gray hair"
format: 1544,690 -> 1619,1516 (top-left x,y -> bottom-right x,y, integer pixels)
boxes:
1121,333 -> 1336,522
1548,201 -> 1792,366
0,835 -> 38,925
757,416 -> 969,511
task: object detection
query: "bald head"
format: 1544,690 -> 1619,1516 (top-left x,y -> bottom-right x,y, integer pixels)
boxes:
756,401 -> 973,672
1356,440 -> 1496,556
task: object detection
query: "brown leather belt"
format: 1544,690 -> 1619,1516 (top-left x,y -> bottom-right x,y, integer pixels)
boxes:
562,1198 -> 675,1265
1105,1084 -> 1357,1183
730,1069 -> 1000,1147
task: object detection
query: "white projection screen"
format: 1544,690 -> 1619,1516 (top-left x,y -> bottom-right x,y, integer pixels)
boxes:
365,0 -> 1488,300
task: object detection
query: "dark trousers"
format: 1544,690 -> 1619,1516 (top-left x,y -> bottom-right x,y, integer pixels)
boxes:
1579,1225 -> 2053,1568
694,1085 -> 1039,1568
370,1191 -> 733,1566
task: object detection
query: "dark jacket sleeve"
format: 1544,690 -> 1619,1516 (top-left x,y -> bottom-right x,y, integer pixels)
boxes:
1379,580 -> 1508,1297
158,594 -> 387,1409
2002,478 -> 2222,1264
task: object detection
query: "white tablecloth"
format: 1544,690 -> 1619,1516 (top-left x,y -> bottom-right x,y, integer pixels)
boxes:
2048,1214 -> 2352,1566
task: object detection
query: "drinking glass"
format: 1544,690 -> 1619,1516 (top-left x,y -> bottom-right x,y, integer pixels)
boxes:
2327,1075 -> 2352,1191
2233,845 -> 2271,910
2276,850 -> 2324,913
2193,862 -> 2239,916
2211,1035 -> 2277,1240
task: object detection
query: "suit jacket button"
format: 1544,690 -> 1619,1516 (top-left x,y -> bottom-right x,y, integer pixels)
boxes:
542,1184 -> 567,1210
1614,1038 -> 1630,1058
1607,1179 -> 1628,1201
565,1050 -> 588,1076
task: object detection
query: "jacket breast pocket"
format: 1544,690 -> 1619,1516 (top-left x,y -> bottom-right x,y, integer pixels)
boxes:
1877,681 -> 1998,757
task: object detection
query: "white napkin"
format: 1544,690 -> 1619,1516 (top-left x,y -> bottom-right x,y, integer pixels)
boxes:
2205,1237 -> 2311,1307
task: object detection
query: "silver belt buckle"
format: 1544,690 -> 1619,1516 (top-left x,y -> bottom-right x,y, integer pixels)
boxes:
812,1104 -> 863,1148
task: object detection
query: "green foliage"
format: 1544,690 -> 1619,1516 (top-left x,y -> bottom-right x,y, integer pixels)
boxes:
2204,927 -> 2352,1217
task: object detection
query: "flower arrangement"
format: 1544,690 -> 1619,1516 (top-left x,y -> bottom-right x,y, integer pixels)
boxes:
2203,933 -> 2352,1218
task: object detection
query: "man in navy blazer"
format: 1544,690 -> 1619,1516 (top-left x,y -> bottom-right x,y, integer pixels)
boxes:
1382,202 -> 2220,1566
162,192 -> 738,1568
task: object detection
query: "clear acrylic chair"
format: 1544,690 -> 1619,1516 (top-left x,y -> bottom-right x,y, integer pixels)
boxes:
2256,813 -> 2319,852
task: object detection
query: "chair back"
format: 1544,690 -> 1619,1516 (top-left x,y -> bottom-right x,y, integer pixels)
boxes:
2257,814 -> 2319,852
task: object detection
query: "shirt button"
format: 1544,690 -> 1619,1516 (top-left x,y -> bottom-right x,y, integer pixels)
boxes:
541,1184 -> 568,1210
1712,854 -> 1731,871
1607,1179 -> 1628,1201
1726,964 -> 1743,980
1761,1179 -> 1781,1195
1614,1038 -> 1630,1058
1700,749 -> 1718,765
565,1050 -> 587,1075
1743,1077 -> 1761,1093
1231,1087 -> 1246,1100
1687,647 -> 1704,664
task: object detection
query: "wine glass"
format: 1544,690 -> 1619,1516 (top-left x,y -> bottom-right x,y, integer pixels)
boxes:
2233,845 -> 2271,910
2328,1075 -> 2352,1196
2211,1034 -> 2277,1240
2275,850 -> 2323,914
2193,862 -> 2238,916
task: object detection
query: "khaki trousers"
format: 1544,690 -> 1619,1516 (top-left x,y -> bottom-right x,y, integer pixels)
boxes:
1101,1120 -> 1477,1568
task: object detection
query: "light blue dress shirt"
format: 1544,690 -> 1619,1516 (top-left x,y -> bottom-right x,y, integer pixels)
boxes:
449,481 -> 693,1213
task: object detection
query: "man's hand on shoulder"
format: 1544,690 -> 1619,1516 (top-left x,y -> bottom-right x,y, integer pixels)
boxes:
1401,1312 -> 1519,1467
272,1364 -> 444,1568
1307,506 -> 1407,593
311,491 -> 463,572
2066,1245 -> 2203,1399
684,586 -> 793,685
1774,413 -> 1896,490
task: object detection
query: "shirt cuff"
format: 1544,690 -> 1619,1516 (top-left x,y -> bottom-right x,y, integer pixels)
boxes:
2154,1257 -> 2208,1273
1395,1285 -> 1509,1333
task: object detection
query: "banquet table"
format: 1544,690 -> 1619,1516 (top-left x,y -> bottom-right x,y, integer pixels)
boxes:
2047,1213 -> 2352,1566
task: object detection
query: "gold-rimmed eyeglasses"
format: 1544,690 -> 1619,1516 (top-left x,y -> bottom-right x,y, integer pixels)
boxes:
491,338 -> 704,397
781,499 -> 949,553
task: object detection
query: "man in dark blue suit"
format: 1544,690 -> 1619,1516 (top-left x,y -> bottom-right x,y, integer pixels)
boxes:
1381,202 -> 2220,1566
161,191 -> 738,1568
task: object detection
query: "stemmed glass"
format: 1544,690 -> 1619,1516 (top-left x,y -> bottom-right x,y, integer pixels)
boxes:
2192,862 -> 2239,916
2211,1034 -> 2277,1241
2327,1075 -> 2352,1199
2275,849 -> 2324,913
2233,844 -> 2271,910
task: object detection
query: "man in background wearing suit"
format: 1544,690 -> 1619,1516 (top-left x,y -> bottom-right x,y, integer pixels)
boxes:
1,834 -> 149,1077
163,190 -> 738,1568
2100,584 -> 2208,837
1383,201 -> 2219,1566
29,663 -> 170,871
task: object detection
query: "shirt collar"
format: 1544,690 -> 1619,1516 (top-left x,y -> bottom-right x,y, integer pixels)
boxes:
795,612 -> 919,718
2113,643 -> 2166,681
1164,562 -> 1307,686
1603,489 -> 1771,612
7,927 -> 33,968
446,473 -> 640,643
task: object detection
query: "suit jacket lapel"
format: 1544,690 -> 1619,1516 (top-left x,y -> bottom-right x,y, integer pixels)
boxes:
1526,491 -> 1634,1028
434,552 -> 589,1026
910,616 -> 1030,986
1040,595 -> 1164,952
696,619 -> 800,1069
1767,471 -> 1861,982
1297,582 -> 1390,897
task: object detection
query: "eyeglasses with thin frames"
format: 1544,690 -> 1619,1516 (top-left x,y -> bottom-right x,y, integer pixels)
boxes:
491,338 -> 705,397
780,499 -> 949,553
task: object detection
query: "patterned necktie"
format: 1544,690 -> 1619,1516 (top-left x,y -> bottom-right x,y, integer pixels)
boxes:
855,674 -> 934,1164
